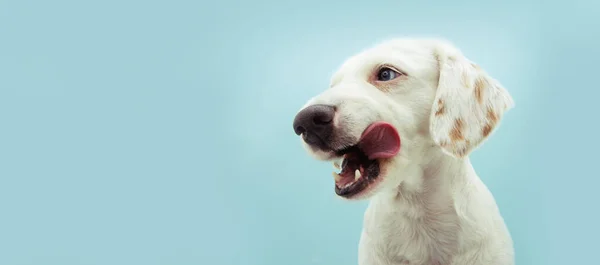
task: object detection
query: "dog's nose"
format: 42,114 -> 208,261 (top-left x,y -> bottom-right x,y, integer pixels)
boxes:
293,104 -> 335,148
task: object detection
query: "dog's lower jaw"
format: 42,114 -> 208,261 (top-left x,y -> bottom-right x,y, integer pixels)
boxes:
359,151 -> 514,265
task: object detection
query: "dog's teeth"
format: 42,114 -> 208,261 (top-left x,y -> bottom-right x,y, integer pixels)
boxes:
354,169 -> 361,181
332,171 -> 341,181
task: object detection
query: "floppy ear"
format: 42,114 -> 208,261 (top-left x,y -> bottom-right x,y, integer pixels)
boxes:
430,46 -> 514,158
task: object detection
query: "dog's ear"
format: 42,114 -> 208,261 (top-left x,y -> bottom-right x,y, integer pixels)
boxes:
429,44 -> 514,158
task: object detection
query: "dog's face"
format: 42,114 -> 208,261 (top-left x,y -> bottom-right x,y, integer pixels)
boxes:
292,39 -> 514,200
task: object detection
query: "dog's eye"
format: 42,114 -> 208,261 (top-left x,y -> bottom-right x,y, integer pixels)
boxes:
376,67 -> 400,81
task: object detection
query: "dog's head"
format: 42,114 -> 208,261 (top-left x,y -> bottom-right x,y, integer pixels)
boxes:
292,38 -> 514,200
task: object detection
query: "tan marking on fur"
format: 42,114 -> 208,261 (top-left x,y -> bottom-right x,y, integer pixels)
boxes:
449,118 -> 464,142
471,63 -> 481,70
487,108 -> 498,123
482,124 -> 493,137
434,99 -> 445,116
473,77 -> 485,104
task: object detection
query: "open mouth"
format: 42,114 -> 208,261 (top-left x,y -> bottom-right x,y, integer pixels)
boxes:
333,146 -> 380,197
331,122 -> 401,198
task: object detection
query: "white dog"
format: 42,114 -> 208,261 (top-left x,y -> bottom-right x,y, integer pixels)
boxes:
292,38 -> 514,265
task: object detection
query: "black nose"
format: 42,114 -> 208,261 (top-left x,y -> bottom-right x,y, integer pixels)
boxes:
293,104 -> 335,149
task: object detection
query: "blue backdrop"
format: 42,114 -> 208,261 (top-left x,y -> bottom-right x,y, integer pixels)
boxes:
1,0 -> 597,264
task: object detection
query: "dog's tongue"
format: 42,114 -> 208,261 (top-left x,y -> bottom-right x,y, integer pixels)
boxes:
357,122 -> 401,160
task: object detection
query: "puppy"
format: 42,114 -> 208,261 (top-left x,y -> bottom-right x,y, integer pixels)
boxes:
292,38 -> 514,265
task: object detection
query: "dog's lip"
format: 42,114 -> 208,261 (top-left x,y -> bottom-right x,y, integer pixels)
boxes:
332,122 -> 400,156
310,122 -> 401,161
333,145 -> 356,157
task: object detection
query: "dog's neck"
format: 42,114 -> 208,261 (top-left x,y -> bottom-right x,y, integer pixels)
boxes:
372,145 -> 474,218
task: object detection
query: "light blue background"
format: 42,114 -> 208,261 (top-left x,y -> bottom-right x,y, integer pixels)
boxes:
0,0 -> 597,264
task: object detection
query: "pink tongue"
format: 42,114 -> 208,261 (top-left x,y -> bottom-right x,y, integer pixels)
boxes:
357,122 -> 401,160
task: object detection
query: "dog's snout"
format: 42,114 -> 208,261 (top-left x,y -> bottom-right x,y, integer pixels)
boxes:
293,104 -> 335,147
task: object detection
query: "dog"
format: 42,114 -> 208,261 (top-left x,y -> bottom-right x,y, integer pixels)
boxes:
292,38 -> 514,265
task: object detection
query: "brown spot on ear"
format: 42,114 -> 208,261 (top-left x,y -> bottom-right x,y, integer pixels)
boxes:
435,99 -> 445,116
487,108 -> 498,123
473,77 -> 485,104
449,118 -> 464,141
482,124 -> 492,137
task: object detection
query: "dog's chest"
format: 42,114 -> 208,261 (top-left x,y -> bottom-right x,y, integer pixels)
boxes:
359,199 -> 459,265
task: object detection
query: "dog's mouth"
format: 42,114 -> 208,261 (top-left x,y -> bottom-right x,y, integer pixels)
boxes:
331,122 -> 401,198
332,146 -> 380,197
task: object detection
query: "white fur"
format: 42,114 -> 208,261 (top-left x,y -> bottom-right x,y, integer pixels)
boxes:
296,38 -> 514,265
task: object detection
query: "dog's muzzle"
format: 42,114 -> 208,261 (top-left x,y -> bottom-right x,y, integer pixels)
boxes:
293,104 -> 403,198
